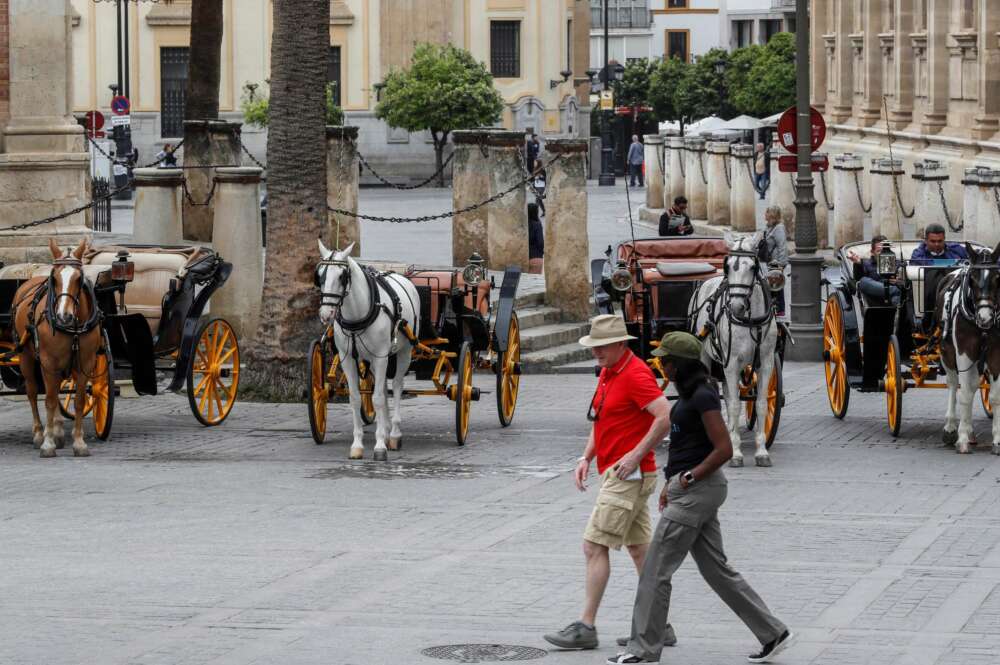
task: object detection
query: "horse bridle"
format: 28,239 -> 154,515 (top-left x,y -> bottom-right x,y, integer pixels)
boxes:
43,258 -> 101,336
958,261 -> 1000,331
315,258 -> 352,309
721,250 -> 774,327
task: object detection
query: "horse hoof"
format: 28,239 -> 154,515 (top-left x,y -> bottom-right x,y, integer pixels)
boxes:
39,447 -> 56,459
373,448 -> 388,462
73,447 -> 90,458
349,448 -> 364,460
388,437 -> 402,451
942,430 -> 958,446
956,444 -> 972,454
755,455 -> 772,468
55,440 -> 65,450
992,444 -> 1000,456
729,457 -> 744,468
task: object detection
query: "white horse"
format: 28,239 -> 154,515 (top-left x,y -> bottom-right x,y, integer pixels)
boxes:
689,232 -> 779,467
316,240 -> 420,461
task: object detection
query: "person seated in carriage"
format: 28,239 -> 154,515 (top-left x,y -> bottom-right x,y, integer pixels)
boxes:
659,196 -> 693,236
909,223 -> 969,265
847,234 -> 902,306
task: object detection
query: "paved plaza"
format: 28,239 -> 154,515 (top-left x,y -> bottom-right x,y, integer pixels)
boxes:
3,361 -> 1000,665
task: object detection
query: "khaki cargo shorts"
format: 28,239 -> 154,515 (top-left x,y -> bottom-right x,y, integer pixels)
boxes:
583,470 -> 659,550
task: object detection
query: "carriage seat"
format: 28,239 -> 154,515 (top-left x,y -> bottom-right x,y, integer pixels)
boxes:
405,269 -> 490,330
655,262 -> 718,278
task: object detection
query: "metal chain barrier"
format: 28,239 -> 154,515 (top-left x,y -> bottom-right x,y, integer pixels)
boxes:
678,151 -> 686,178
6,181 -> 133,232
138,137 -> 186,168
329,152 -> 565,223
697,151 -> 709,185
994,186 -> 1000,223
356,146 -> 454,190
237,137 -> 267,170
938,181 -> 962,232
656,145 -> 666,179
818,170 -> 835,210
182,178 -> 218,207
891,172 -> 916,219
852,170 -> 873,213
723,156 -> 731,189
517,148 -> 546,200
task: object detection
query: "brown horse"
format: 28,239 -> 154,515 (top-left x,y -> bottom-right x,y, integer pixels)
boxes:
12,238 -> 104,457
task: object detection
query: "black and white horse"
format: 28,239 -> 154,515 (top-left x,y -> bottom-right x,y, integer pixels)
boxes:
315,240 -> 420,461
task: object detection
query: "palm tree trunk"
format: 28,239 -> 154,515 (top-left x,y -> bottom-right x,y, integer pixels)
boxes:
241,0 -> 330,400
432,130 -> 448,188
184,0 -> 223,120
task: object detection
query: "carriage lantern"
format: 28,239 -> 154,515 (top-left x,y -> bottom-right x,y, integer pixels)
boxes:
876,242 -> 897,278
462,252 -> 487,284
610,261 -> 633,293
111,249 -> 134,283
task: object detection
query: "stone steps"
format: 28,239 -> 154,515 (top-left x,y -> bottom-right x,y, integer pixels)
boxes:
520,341 -> 594,374
519,321 -> 592,354
515,305 -> 563,329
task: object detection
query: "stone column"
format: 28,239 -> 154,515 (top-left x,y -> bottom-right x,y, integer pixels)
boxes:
706,141 -> 731,227
767,149 -> 795,235
211,167 -> 264,338
832,154 -> 865,247
730,144 -> 756,232
325,126 -> 360,256
889,0 -> 915,129
668,136 -> 686,207
660,132 -> 671,209
975,168 -> 1000,249
961,167 -> 981,244
487,131 -> 528,271
451,129 -> 493,265
870,158 -> 905,240
684,137 -> 708,220
0,0 -> 90,264
972,0 -> 1000,139
814,166 -> 833,248
132,168 -> 183,245
922,0 -> 951,134
543,139 -> 590,321
643,134 -> 664,210
911,159 -> 949,239
181,119 -> 241,243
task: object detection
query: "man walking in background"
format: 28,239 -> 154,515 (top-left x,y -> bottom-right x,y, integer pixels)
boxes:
627,136 -> 644,188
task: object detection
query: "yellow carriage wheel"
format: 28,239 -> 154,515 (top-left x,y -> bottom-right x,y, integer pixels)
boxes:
496,313 -> 521,427
743,355 -> 783,449
982,374 -> 994,420
307,340 -> 329,444
187,318 -> 240,427
454,342 -> 474,445
60,331 -> 115,440
886,334 -> 903,437
357,361 -> 377,425
823,295 -> 850,419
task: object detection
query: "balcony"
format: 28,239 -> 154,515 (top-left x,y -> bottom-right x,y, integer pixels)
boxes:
591,7 -> 652,30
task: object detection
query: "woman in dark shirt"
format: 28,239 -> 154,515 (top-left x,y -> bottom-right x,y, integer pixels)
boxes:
610,332 -> 792,665
528,202 -> 544,274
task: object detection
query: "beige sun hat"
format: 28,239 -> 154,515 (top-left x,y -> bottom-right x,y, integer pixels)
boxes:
578,314 -> 637,348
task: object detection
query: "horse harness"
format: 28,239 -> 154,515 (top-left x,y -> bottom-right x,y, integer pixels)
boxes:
941,261 -> 1000,374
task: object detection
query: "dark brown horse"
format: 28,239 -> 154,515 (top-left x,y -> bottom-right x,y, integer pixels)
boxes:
936,242 -> 1000,454
12,238 -> 103,457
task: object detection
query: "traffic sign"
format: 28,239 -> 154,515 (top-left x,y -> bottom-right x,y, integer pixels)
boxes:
110,95 -> 130,116
111,114 -> 131,127
83,110 -> 105,138
777,106 -> 826,154
778,154 -> 829,173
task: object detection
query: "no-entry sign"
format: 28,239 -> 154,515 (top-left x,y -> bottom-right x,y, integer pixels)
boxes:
777,106 -> 826,154
84,110 -> 105,137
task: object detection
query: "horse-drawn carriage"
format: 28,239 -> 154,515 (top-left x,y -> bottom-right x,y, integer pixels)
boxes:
308,246 -> 521,451
0,244 -> 240,443
592,234 -> 787,465
823,239 -> 991,438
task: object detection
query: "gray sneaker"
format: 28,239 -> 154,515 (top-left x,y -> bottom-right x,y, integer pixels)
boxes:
543,621 -> 598,650
616,624 -> 677,648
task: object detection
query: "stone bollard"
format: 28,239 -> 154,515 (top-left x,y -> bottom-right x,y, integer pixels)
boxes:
668,136 -> 686,207
814,167 -> 833,248
325,126 -> 360,256
912,160 -> 949,240
660,133 -> 671,209
832,154 -> 865,247
962,168 -> 981,243
684,137 -> 708,220
869,158 -> 907,240
767,150 -> 796,235
643,134 -> 665,210
705,141 -> 732,227
729,144 -> 756,232
451,129 -> 494,265
486,131 -> 529,271
543,139 -> 591,321
181,119 -> 241,243
976,168 -> 1000,248
211,167 -> 264,338
132,168 -> 183,245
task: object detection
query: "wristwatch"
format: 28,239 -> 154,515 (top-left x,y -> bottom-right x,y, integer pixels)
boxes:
682,470 -> 696,485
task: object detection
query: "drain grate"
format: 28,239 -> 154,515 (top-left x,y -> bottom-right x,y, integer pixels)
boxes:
421,644 -> 547,663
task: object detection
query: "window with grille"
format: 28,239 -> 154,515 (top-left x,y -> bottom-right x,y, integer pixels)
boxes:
734,20 -> 752,49
666,30 -> 688,62
328,46 -> 342,106
160,47 -> 189,138
590,1 -> 649,29
491,21 -> 520,78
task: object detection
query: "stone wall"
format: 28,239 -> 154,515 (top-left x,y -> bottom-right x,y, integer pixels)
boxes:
0,0 -> 8,133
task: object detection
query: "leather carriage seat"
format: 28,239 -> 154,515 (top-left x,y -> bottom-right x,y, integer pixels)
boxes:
405,269 -> 489,325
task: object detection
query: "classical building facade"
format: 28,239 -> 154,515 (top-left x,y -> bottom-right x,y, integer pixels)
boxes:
69,0 -> 592,181
811,0 -> 1000,222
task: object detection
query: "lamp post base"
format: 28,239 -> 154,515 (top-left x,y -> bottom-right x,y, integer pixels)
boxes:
785,253 -> 825,362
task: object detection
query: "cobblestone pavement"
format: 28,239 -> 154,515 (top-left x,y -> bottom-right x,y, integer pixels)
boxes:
3,360 -> 1000,665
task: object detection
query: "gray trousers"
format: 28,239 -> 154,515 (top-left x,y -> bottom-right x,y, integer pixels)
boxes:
627,471 -> 786,661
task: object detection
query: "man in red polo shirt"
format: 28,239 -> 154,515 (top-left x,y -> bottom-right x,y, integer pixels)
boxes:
544,315 -> 672,651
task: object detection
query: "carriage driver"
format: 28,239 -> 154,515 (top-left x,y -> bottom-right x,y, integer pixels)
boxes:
543,315 -> 674,652
847,235 -> 902,306
911,223 -> 970,333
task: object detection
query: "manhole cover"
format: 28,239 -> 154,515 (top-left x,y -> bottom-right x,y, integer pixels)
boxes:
421,644 -> 547,662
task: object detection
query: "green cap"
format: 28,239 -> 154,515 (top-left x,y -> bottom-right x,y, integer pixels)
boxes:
651,331 -> 703,360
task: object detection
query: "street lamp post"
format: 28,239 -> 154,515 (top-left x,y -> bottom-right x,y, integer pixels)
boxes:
787,0 -> 824,360
598,0 -> 615,186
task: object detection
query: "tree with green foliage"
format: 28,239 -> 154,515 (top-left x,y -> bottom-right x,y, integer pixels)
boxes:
613,59 -> 657,117
240,82 -> 344,128
648,56 -> 692,123
729,33 -> 796,117
376,43 -> 504,186
675,48 -> 733,121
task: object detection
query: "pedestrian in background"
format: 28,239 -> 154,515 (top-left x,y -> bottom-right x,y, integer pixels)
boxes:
156,143 -> 178,168
527,133 -> 541,173
544,315 -> 674,652
627,136 -> 644,187
760,206 -> 788,318
754,143 -> 769,200
528,202 -> 544,275
609,332 -> 793,665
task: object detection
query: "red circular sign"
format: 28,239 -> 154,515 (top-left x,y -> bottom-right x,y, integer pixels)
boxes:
84,110 -> 105,131
110,95 -> 130,116
776,106 -> 826,154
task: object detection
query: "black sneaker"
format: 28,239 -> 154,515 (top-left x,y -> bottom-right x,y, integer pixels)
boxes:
606,654 -> 654,664
543,621 -> 598,650
616,624 -> 677,647
747,630 -> 794,663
